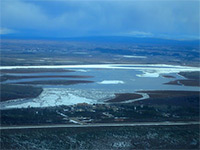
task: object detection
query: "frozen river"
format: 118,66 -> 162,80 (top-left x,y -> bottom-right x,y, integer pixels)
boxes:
1,64 -> 199,109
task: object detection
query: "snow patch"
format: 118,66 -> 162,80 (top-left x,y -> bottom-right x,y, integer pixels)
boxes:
69,119 -> 80,124
113,141 -> 131,148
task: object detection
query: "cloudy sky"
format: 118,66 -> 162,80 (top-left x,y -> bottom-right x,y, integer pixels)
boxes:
0,0 -> 199,39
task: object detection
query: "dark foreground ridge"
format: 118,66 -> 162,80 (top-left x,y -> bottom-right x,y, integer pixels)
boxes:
1,121 -> 199,130
1,124 -> 199,150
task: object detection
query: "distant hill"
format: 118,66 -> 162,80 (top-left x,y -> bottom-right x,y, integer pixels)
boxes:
65,36 -> 199,46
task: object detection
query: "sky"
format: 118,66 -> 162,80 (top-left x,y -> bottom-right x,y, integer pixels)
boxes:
0,0 -> 199,39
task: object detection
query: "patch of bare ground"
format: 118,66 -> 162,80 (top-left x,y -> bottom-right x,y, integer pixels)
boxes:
162,75 -> 175,78
165,71 -> 200,87
1,75 -> 93,81
165,79 -> 200,86
0,69 -> 74,74
14,80 -> 94,85
1,84 -> 43,102
136,90 -> 199,107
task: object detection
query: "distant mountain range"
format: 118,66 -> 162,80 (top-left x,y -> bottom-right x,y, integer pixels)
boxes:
1,35 -> 199,46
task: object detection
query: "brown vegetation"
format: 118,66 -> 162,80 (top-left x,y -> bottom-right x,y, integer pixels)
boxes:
107,93 -> 142,102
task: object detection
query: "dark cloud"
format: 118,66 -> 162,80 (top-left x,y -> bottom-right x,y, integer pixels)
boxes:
1,0 -> 199,39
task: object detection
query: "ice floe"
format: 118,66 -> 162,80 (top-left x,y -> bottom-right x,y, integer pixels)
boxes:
136,71 -> 160,78
98,80 -> 125,84
1,64 -> 199,78
1,88 -> 97,109
136,69 -> 185,78
123,55 -> 147,58
70,69 -> 89,72
0,64 -> 199,70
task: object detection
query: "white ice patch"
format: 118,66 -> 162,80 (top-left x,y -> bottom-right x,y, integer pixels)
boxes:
136,72 -> 160,78
136,69 -> 183,78
74,69 -> 88,72
0,64 -> 199,70
98,80 -> 125,84
123,55 -> 147,59
1,64 -> 199,77
61,89 -> 115,100
122,93 -> 150,103
3,88 -> 96,109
